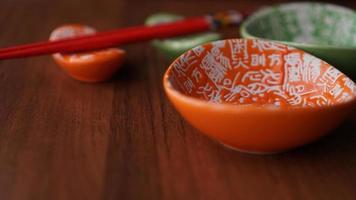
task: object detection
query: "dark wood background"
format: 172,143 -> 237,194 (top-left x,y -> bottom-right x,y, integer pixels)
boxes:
0,0 -> 355,199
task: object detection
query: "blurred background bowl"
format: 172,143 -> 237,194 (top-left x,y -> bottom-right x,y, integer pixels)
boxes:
240,2 -> 356,76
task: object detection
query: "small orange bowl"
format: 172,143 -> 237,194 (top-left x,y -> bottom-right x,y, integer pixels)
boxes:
49,24 -> 126,82
163,39 -> 356,154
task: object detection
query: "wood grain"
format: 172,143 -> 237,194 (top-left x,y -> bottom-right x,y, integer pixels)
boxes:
0,0 -> 355,200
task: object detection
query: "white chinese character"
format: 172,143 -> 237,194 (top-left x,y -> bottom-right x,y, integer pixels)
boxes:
241,71 -> 263,82
223,78 -> 232,86
240,89 -> 251,98
229,39 -> 248,63
287,94 -> 303,106
317,67 -> 343,93
208,67 -> 226,83
268,54 -> 282,67
224,85 -> 252,102
197,83 -> 213,100
252,40 -> 286,52
222,72 -> 240,89
247,83 -> 269,94
191,68 -> 202,82
183,78 -> 195,93
343,77 -> 355,93
200,53 -> 227,83
218,54 -> 232,70
284,53 -> 302,82
192,46 -> 205,56
268,86 -> 288,99
173,51 -> 197,77
211,46 -> 221,57
211,40 -> 225,56
310,95 -> 329,107
208,89 -> 222,104
309,65 -> 321,83
180,51 -> 197,66
224,85 -> 242,102
233,58 -> 249,69
287,66 -> 301,82
251,54 -> 266,67
329,83 -> 343,98
286,84 -> 305,95
284,53 -> 302,67
172,62 -> 186,77
321,67 -> 342,84
316,82 -> 332,93
261,69 -> 281,85
251,40 -> 265,52
302,54 -> 321,82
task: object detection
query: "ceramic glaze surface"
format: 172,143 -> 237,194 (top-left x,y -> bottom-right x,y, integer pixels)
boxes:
50,25 -> 122,63
243,3 -> 356,47
49,25 -> 126,82
167,39 -> 356,107
145,13 -> 221,60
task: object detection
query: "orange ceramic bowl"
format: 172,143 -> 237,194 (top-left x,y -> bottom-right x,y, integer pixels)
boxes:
163,39 -> 356,154
49,24 -> 126,82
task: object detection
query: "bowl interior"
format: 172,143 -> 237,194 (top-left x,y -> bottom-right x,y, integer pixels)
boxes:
166,39 -> 356,108
242,3 -> 356,47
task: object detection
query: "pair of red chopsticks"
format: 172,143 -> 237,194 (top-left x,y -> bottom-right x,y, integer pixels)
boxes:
0,10 -> 247,60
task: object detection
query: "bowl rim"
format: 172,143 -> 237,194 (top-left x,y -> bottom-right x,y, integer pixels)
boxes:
163,38 -> 356,112
239,2 -> 356,51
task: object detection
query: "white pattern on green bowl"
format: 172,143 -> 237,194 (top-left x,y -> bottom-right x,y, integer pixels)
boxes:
240,2 -> 356,74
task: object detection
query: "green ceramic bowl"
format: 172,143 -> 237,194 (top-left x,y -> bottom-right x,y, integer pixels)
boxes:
240,2 -> 356,74
145,13 -> 221,60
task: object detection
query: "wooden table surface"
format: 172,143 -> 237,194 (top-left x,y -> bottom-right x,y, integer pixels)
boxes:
0,0 -> 355,199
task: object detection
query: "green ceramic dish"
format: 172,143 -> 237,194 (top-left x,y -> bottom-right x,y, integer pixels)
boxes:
145,13 -> 221,60
240,2 -> 356,74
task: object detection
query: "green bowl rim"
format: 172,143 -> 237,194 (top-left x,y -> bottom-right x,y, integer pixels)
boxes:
239,2 -> 356,51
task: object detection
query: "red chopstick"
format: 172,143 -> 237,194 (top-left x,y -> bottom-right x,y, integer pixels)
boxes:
0,11 -> 245,60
